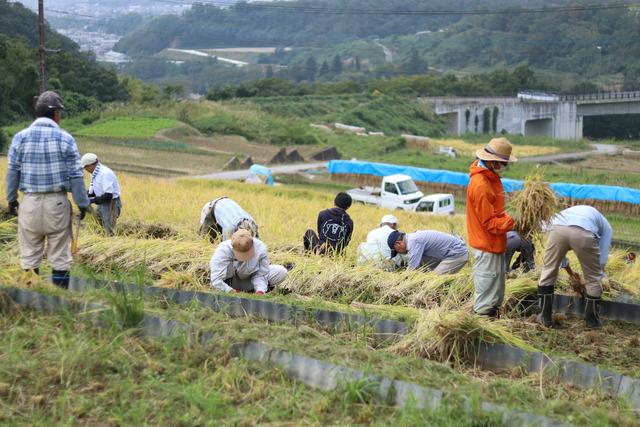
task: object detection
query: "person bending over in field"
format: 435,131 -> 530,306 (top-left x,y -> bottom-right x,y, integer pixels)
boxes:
537,205 -> 612,329
303,192 -> 353,255
199,197 -> 258,242
357,214 -> 405,268
505,231 -> 536,273
81,153 -> 122,236
210,229 -> 287,294
387,230 -> 468,274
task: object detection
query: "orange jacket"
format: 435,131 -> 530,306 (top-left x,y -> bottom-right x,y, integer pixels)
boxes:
466,160 -> 514,253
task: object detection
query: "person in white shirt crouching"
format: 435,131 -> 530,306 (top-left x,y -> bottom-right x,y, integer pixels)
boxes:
80,153 -> 122,236
357,214 -> 406,269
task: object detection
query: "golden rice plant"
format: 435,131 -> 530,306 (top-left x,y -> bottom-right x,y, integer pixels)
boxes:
510,170 -> 558,240
390,308 -> 537,364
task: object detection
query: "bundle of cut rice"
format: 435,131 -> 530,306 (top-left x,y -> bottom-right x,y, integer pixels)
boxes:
510,171 -> 558,240
390,308 -> 536,364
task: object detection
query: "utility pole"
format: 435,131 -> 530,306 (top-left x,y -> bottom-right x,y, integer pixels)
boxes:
38,0 -> 46,94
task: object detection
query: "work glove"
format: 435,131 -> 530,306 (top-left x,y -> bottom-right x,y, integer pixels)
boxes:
79,206 -> 88,220
8,200 -> 19,216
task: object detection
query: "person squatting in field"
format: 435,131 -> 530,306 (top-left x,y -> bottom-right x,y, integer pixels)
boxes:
5,91 -> 89,289
303,192 -> 354,255
199,197 -> 259,242
210,229 -> 287,294
81,153 -> 122,236
357,214 -> 406,268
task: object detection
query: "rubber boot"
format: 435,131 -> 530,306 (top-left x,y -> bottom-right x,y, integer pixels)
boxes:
536,285 -> 554,327
52,269 -> 70,289
585,295 -> 603,329
24,268 -> 40,275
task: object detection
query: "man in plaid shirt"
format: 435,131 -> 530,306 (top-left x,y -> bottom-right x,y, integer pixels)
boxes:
6,91 -> 89,289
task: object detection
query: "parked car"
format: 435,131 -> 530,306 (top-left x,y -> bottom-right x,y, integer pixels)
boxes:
413,193 -> 455,215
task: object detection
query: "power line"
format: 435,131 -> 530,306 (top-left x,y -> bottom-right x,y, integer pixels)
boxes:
42,1 -> 640,17
153,0 -> 640,16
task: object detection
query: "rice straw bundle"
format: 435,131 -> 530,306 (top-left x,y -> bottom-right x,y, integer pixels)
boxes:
77,236 -> 211,286
390,308 -> 536,364
0,219 -> 17,244
117,220 -> 179,239
510,171 -> 558,240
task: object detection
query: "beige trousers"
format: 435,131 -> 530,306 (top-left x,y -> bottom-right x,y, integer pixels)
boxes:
539,225 -> 602,297
18,193 -> 72,271
433,254 -> 469,275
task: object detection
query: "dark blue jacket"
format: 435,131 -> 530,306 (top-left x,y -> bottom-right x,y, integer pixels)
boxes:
317,207 -> 353,253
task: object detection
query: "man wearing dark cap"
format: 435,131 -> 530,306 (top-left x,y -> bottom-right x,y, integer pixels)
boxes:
303,192 -> 354,255
387,230 -> 468,274
6,91 -> 89,289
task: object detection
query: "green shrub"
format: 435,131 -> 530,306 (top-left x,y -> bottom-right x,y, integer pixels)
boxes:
0,128 -> 7,154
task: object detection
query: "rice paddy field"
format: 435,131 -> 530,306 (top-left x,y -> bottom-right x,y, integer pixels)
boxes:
1,154 -> 639,425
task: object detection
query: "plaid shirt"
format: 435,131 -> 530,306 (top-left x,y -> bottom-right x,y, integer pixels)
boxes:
8,118 -> 84,195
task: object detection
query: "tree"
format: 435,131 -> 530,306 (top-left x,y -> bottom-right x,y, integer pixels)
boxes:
402,48 -> 427,76
482,108 -> 491,133
304,55 -> 318,81
318,59 -> 330,76
331,54 -> 343,74
265,65 -> 274,78
492,106 -> 499,133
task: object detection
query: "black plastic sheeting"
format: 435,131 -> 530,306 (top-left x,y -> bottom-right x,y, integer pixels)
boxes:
68,276 -> 409,341
553,294 -> 640,324
64,277 -> 640,408
475,341 -> 640,410
0,286 -> 567,427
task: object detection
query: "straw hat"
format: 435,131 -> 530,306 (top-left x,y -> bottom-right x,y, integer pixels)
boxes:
231,229 -> 255,261
475,137 -> 517,162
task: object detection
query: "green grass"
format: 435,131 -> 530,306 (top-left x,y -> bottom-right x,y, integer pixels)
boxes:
75,117 -> 180,139
249,94 -> 446,137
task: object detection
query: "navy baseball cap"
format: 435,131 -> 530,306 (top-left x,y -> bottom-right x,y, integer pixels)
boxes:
387,230 -> 404,258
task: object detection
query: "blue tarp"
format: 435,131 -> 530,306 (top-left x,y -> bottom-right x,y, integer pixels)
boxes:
328,160 -> 640,205
249,164 -> 275,186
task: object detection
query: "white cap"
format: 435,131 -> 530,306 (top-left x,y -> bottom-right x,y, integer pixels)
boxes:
380,214 -> 398,226
80,153 -> 98,167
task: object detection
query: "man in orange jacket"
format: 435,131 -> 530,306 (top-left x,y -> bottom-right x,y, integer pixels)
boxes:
467,138 -> 517,317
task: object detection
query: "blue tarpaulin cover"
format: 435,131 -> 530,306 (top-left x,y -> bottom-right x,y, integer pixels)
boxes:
328,160 -> 640,205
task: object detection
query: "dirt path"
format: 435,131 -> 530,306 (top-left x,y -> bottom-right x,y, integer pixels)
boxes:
521,144 -> 620,163
196,162 -> 328,180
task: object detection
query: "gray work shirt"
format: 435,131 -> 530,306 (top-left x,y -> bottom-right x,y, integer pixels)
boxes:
209,238 -> 270,293
407,230 -> 468,270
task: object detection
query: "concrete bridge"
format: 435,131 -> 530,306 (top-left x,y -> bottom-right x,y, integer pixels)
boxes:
419,91 -> 640,139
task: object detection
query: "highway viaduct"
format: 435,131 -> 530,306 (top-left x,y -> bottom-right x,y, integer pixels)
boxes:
419,91 -> 640,139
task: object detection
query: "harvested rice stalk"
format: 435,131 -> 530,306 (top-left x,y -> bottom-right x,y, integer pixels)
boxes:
0,219 -> 17,244
390,308 -> 536,364
510,171 -> 558,240
77,236 -> 210,286
117,220 -> 179,239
